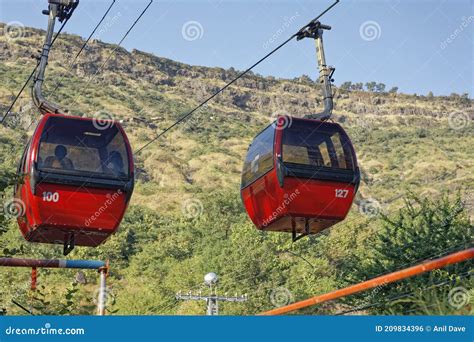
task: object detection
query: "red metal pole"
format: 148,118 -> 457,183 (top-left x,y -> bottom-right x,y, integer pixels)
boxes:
259,248 -> 474,315
31,267 -> 37,291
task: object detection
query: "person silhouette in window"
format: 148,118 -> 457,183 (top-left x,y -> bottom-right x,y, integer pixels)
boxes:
106,151 -> 125,177
307,146 -> 325,167
44,145 -> 74,170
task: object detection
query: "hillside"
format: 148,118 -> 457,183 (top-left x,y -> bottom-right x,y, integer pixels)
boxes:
0,24 -> 472,315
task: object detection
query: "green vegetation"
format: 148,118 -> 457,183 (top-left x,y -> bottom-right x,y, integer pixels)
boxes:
0,24 -> 472,315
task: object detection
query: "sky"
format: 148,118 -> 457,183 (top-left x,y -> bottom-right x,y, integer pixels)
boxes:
0,0 -> 472,96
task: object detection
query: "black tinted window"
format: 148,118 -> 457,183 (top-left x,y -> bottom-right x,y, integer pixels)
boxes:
241,125 -> 275,188
38,117 -> 130,179
282,121 -> 355,170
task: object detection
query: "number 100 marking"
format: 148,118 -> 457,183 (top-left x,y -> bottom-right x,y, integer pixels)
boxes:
42,191 -> 59,202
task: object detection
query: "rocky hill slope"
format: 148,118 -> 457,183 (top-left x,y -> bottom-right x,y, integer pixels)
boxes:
0,24 -> 472,315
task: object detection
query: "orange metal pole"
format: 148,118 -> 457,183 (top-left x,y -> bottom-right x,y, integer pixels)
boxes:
260,248 -> 474,315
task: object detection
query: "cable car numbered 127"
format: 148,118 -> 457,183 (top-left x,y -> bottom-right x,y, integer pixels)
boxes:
14,113 -> 134,254
240,116 -> 360,241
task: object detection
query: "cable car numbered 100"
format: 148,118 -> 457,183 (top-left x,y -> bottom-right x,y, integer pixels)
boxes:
14,113 -> 135,252
240,116 -> 360,240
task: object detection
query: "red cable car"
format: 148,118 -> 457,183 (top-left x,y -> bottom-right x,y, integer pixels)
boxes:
14,113 -> 134,254
240,116 -> 360,240
240,19 -> 360,240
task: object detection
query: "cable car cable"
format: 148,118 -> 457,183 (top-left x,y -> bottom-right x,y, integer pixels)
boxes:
0,16 -> 72,125
337,241 -> 472,289
11,299 -> 34,315
135,0 -> 340,154
48,0 -> 117,97
335,270 -> 472,315
68,0 -> 153,109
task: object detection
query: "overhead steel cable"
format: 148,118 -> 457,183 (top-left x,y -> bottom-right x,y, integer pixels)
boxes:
335,270 -> 472,315
48,0 -> 117,97
11,299 -> 34,316
68,0 -> 153,109
0,15 -> 71,124
259,248 -> 474,315
135,0 -> 340,154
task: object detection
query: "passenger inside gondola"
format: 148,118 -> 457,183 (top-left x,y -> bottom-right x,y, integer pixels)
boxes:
44,145 -> 74,170
106,151 -> 125,177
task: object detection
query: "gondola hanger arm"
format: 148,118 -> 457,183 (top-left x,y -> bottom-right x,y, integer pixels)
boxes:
32,0 -> 79,115
297,20 -> 336,121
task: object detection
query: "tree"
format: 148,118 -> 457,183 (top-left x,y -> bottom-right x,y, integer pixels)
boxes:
460,93 -> 470,105
340,81 -> 352,90
297,74 -> 313,84
341,193 -> 473,314
351,82 -> 364,91
365,81 -> 377,92
388,86 -> 398,94
375,83 -> 386,92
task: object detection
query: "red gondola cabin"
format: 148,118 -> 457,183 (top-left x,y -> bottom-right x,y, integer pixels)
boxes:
240,116 -> 360,240
14,113 -> 134,253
